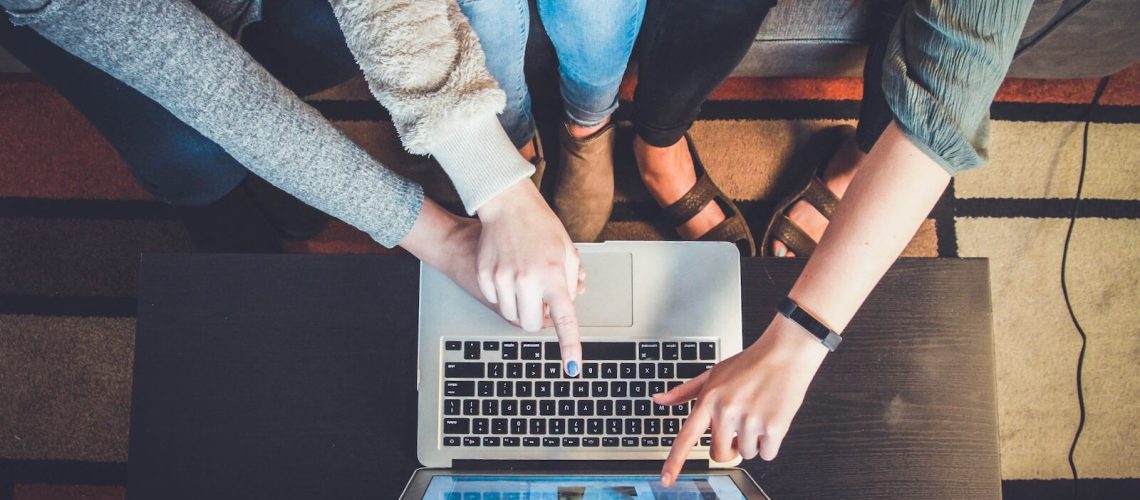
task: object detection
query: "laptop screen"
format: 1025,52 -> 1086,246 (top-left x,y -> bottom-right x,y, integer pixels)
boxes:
421,474 -> 747,499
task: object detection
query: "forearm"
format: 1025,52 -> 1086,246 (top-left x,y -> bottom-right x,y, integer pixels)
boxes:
790,0 -> 1030,332
11,0 -> 423,247
788,122 -> 951,333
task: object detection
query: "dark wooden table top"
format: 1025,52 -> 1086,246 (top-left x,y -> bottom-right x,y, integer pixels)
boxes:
129,254 -> 998,500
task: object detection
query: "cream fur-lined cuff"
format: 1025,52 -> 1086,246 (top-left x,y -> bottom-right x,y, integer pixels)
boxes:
428,113 -> 535,214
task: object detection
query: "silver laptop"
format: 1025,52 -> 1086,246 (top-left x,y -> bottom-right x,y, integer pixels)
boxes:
409,241 -> 766,498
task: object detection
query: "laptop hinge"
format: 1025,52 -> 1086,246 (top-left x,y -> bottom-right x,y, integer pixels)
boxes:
451,459 -> 710,472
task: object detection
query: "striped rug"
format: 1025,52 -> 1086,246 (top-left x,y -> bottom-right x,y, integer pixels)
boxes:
1,63 -> 1138,499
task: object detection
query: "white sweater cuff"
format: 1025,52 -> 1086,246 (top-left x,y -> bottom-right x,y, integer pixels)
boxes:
427,113 -> 535,215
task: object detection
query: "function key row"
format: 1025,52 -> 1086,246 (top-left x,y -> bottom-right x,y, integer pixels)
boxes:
444,341 -> 717,361
443,436 -> 712,448
445,380 -> 685,399
445,341 -> 543,360
444,397 -> 692,417
444,362 -> 713,381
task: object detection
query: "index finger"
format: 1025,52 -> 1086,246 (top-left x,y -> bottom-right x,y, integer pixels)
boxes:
660,406 -> 711,487
544,288 -> 582,377
565,246 -> 581,300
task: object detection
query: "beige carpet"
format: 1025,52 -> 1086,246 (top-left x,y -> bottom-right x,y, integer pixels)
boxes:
957,120 -> 1140,479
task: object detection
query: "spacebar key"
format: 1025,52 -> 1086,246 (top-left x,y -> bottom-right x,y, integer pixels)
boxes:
581,342 -> 636,360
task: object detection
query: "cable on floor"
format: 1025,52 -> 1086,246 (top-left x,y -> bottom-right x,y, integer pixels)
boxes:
1063,75 -> 1110,500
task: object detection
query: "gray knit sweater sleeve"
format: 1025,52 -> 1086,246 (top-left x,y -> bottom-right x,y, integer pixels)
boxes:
2,0 -> 426,246
882,0 -> 1033,174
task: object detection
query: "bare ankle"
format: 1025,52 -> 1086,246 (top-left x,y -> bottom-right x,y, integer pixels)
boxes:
633,135 -> 688,176
518,138 -> 538,163
567,117 -> 611,141
633,135 -> 700,209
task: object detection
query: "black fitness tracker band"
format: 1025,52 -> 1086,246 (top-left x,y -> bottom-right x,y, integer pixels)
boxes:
776,297 -> 843,352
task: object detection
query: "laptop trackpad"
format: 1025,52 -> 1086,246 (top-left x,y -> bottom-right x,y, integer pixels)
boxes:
574,252 -> 633,327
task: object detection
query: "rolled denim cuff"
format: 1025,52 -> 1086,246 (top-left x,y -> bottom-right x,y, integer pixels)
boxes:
560,78 -> 621,129
562,96 -> 619,129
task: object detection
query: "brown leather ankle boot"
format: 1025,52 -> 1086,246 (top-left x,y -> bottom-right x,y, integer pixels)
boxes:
552,122 -> 616,242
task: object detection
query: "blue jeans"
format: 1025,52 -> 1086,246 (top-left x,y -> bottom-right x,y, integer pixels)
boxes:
459,0 -> 645,147
0,0 -> 357,206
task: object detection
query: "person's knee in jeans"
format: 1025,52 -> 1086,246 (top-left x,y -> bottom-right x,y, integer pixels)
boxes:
0,15 -> 246,207
124,130 -> 248,207
129,0 -> 356,210
460,0 -> 644,144
538,0 -> 645,131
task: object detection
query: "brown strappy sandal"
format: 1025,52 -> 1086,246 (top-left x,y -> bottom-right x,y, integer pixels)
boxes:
761,125 -> 853,257
660,134 -> 757,256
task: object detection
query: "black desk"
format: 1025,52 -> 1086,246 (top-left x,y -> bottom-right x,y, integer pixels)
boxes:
129,254 -> 999,499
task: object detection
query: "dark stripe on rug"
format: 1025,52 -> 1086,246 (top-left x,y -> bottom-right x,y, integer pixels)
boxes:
957,198 -> 1140,219
991,102 -> 1140,123
8,196 -> 1134,224
693,100 -> 1140,123
320,97 -> 867,122
694,100 -> 863,121
0,199 -> 176,220
932,180 -> 959,258
0,295 -> 135,317
312,98 -> 1140,124
0,460 -> 126,487
1002,478 -> 1140,500
610,199 -> 774,223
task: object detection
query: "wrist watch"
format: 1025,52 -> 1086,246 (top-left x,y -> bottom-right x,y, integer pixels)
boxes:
776,296 -> 843,352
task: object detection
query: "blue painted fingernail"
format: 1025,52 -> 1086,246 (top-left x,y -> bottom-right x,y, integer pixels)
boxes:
566,360 -> 580,377
775,247 -> 786,257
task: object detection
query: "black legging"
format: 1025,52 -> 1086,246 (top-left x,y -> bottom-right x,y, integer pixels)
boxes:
632,0 -> 902,154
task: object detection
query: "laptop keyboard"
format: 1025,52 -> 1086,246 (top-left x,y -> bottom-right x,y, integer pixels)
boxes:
440,339 -> 715,449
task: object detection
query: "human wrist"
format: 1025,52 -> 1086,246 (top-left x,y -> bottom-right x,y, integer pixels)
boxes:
475,179 -> 537,222
764,314 -> 830,364
398,198 -> 465,266
784,282 -> 854,335
776,296 -> 843,352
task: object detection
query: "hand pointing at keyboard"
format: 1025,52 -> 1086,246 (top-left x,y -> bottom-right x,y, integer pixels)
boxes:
654,315 -> 829,486
398,192 -> 585,377
474,181 -> 585,377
